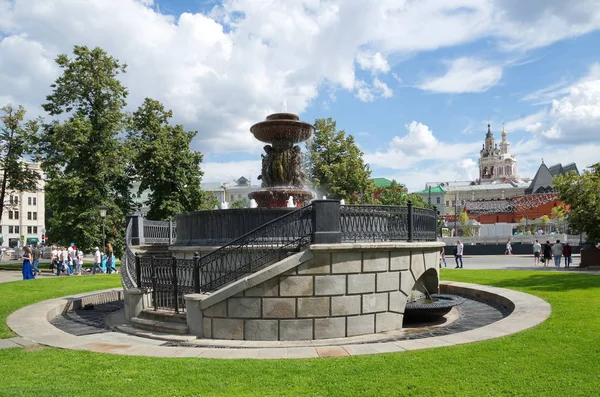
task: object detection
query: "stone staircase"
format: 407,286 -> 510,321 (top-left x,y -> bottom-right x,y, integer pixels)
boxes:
130,309 -> 190,335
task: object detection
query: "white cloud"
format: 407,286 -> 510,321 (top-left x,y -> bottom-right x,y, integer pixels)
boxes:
504,110 -> 547,133
354,78 -> 392,102
356,51 -> 390,74
1,0 -> 600,157
202,159 -> 261,184
418,58 -> 503,93
365,121 -> 482,173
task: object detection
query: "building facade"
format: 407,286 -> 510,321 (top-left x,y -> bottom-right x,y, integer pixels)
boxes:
479,125 -> 518,184
0,163 -> 46,248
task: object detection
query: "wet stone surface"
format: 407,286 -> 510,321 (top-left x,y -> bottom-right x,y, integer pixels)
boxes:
50,301 -> 123,336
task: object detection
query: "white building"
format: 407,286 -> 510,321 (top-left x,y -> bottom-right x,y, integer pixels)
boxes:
1,162 -> 46,248
479,124 -> 519,183
202,176 -> 261,205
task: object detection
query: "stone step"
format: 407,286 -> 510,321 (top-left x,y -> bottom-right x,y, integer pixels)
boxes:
138,309 -> 188,324
130,316 -> 190,335
116,324 -> 196,342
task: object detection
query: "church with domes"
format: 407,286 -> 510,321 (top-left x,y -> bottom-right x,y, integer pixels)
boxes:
478,124 -> 518,184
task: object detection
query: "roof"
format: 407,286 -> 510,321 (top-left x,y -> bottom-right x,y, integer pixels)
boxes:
562,163 -> 579,175
525,162 -> 555,194
371,178 -> 394,188
466,199 -> 512,214
443,183 -> 527,192
415,186 -> 444,194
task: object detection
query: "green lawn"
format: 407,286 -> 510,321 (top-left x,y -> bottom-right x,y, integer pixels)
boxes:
0,270 -> 599,396
0,260 -> 120,271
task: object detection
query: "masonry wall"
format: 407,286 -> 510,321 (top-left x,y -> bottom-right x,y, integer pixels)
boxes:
201,246 -> 440,341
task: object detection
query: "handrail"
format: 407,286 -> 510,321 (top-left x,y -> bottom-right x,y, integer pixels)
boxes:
121,218 -> 137,289
197,204 -> 314,292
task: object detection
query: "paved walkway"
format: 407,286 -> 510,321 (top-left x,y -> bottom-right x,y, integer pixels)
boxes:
2,256 -> 595,358
4,281 -> 551,359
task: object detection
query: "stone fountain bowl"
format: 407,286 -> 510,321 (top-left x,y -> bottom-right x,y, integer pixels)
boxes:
404,294 -> 462,322
251,119 -> 314,144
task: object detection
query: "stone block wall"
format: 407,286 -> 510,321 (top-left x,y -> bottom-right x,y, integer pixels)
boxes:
201,245 -> 440,341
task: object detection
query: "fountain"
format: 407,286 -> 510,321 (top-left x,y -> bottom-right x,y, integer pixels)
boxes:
248,113 -> 315,208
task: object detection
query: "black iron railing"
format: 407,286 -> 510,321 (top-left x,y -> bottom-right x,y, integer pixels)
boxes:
195,204 -> 313,293
340,205 -> 409,242
128,200 -> 438,312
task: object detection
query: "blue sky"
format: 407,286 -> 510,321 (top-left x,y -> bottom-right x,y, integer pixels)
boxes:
1,0 -> 600,191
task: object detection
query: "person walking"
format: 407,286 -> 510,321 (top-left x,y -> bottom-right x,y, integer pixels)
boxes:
50,246 -> 58,273
56,247 -> 63,276
563,242 -> 572,268
533,240 -> 541,266
32,244 -> 42,275
77,248 -> 84,273
552,240 -> 563,268
92,247 -> 102,274
105,243 -> 114,274
455,240 -> 464,268
62,246 -> 71,275
543,241 -> 552,267
22,246 -> 35,280
439,247 -> 447,268
505,240 -> 512,255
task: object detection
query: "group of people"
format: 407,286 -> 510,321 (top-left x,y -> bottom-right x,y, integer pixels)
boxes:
439,240 -> 464,269
532,239 -> 572,267
21,242 -> 118,280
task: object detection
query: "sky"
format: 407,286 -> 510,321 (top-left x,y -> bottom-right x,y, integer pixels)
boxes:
1,0 -> 600,192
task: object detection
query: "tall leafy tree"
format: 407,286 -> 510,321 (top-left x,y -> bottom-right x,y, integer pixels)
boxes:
127,98 -> 217,220
37,46 -> 132,254
376,180 -> 432,208
0,105 -> 41,221
306,118 -> 375,203
554,164 -> 600,244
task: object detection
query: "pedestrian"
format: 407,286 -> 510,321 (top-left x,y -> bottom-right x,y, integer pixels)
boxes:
533,239 -> 541,266
92,247 -> 103,274
32,244 -> 42,275
505,240 -> 512,255
543,241 -> 552,267
50,246 -> 58,272
563,242 -> 572,268
454,240 -> 464,268
61,246 -> 71,275
56,247 -> 63,276
105,243 -> 114,274
552,240 -> 563,267
439,247 -> 447,268
22,246 -> 35,280
77,248 -> 84,273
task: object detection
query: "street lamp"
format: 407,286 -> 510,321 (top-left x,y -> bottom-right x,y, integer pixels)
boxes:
99,205 -> 108,249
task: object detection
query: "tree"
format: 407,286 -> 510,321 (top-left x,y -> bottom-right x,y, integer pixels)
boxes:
306,118 -> 375,203
230,197 -> 250,209
37,46 -> 132,254
127,98 -> 217,220
551,205 -> 567,233
539,215 -> 551,233
554,164 -> 600,244
458,210 -> 473,237
0,105 -> 41,221
377,181 -> 433,208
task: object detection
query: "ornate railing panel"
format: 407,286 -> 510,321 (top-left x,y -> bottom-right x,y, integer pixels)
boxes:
197,204 -> 314,292
143,219 -> 176,244
340,205 -> 409,242
412,207 -> 438,241
121,218 -> 137,290
137,256 -> 192,312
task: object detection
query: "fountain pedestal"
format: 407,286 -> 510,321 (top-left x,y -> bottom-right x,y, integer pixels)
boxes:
248,113 -> 314,208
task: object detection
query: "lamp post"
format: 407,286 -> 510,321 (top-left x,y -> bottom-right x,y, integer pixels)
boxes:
99,205 -> 108,250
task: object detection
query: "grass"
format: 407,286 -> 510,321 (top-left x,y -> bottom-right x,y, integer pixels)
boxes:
0,260 -> 120,271
0,270 -> 599,396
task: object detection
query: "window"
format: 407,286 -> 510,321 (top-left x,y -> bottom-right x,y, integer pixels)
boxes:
9,196 -> 13,204
33,197 -> 37,205
27,212 -> 32,220
28,197 -> 32,205
452,200 -> 456,206
8,226 -> 13,233
33,226 -> 38,233
8,211 -> 13,220
436,197 -> 441,204
27,226 -> 32,234
14,211 -> 18,220
14,226 -> 19,233
445,201 -> 449,207
33,212 -> 37,220
13,196 -> 18,205
230,194 -> 234,202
